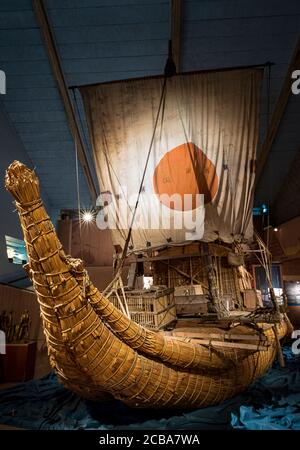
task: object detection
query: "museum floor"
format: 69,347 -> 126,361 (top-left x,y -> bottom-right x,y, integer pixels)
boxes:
0,345 -> 299,430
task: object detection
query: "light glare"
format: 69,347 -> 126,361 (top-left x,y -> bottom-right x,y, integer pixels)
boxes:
82,210 -> 94,223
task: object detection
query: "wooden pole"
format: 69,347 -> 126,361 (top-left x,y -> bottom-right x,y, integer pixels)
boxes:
161,260 -> 203,286
32,0 -> 98,203
171,0 -> 182,72
255,37 -> 300,186
205,253 -> 229,318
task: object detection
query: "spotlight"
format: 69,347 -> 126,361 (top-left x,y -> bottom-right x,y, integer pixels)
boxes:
81,210 -> 95,223
274,227 -> 278,232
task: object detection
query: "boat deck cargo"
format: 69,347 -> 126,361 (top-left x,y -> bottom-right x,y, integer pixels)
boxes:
2,161 -> 290,410
109,287 -> 177,330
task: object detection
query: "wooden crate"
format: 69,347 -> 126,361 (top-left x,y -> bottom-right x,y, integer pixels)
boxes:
243,289 -> 258,310
174,285 -> 208,316
220,294 -> 236,311
110,287 -> 177,330
0,341 -> 37,382
152,257 -> 208,288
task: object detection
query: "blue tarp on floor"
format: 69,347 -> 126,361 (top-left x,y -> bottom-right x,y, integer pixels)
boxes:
0,346 -> 299,430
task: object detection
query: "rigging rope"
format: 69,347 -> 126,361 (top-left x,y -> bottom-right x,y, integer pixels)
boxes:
71,79 -> 168,309
72,86 -> 151,249
74,135 -> 83,260
103,76 -> 168,295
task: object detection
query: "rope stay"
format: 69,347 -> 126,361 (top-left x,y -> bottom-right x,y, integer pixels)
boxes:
103,76 -> 168,298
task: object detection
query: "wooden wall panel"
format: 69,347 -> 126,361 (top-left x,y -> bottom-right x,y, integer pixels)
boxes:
65,219 -> 114,267
282,259 -> 300,278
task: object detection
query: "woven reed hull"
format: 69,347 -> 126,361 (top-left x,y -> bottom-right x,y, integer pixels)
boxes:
5,161 -> 288,409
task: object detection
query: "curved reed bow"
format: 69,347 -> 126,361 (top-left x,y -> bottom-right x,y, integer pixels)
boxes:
5,161 -> 287,408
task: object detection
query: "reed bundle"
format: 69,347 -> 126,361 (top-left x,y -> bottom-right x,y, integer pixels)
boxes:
4,161 -> 288,409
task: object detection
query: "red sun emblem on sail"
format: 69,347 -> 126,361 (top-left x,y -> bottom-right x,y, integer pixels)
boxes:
153,142 -> 219,211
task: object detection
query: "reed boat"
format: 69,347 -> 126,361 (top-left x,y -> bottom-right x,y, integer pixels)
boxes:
5,161 -> 289,409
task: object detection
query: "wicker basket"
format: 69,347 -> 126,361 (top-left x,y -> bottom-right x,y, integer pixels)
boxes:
109,287 -> 177,330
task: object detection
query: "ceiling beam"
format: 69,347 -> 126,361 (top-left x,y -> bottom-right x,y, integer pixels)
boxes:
32,0 -> 98,203
255,37 -> 300,187
171,0 -> 182,72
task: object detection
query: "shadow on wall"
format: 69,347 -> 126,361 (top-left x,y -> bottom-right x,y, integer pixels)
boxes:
0,103 -> 50,284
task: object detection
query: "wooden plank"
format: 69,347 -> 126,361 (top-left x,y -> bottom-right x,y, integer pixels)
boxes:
175,302 -> 208,315
161,260 -> 204,286
198,341 -> 268,351
48,4 -> 169,27
171,336 -> 269,351
127,262 -> 137,289
32,0 -> 98,203
255,37 -> 300,186
243,289 -> 258,310
171,330 -> 267,342
174,296 -> 207,305
135,242 -> 230,262
134,251 -> 204,262
171,0 -> 182,72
